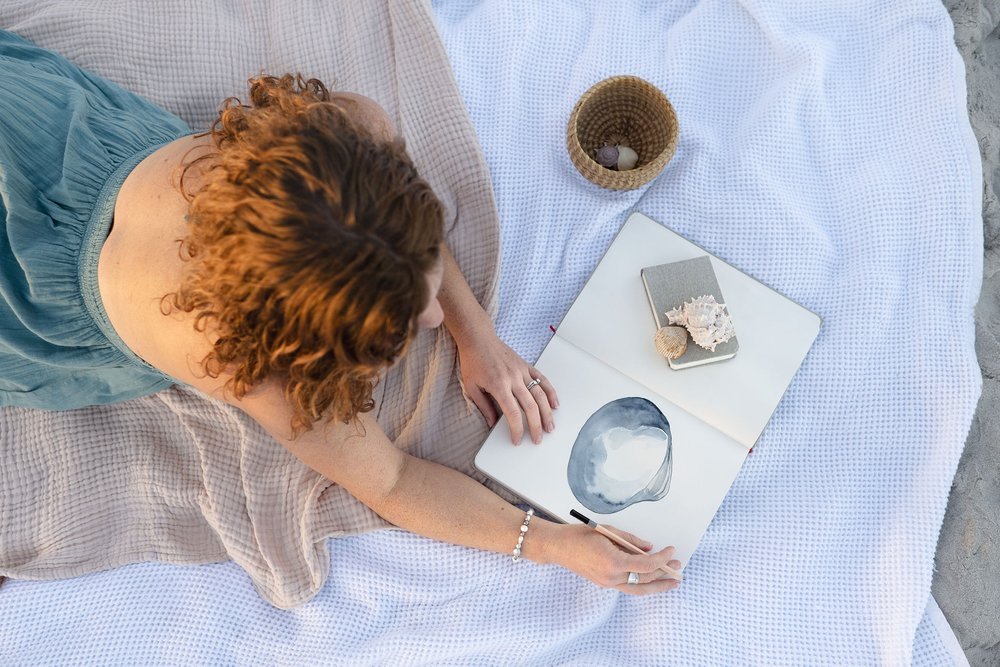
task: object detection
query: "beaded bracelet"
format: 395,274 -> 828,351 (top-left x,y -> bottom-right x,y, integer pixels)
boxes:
510,508 -> 534,563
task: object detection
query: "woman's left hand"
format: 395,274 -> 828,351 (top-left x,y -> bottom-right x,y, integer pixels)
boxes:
455,333 -> 559,444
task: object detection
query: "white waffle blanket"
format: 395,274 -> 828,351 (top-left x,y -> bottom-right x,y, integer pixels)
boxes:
0,0 -> 982,664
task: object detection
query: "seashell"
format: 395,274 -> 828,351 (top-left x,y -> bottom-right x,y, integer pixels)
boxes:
615,145 -> 638,170
595,145 -> 619,168
665,294 -> 736,352
653,325 -> 688,360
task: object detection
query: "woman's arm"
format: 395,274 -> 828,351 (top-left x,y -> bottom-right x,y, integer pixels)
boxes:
437,245 -> 559,444
238,383 -> 681,595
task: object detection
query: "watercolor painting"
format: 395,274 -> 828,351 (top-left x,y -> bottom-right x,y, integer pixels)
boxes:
566,397 -> 673,514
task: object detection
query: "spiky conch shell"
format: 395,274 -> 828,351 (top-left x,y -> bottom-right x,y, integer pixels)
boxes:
665,294 -> 736,352
653,325 -> 688,360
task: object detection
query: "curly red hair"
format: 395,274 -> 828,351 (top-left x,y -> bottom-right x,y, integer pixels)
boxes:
168,74 -> 443,431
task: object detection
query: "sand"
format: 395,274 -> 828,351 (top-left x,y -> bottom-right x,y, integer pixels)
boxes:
936,1 -> 1000,664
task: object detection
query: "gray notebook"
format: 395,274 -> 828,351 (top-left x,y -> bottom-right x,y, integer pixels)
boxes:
640,256 -> 739,369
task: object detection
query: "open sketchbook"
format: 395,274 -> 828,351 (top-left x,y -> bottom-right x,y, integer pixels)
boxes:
475,212 -> 821,564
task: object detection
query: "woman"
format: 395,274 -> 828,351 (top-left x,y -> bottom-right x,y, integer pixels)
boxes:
0,29 -> 681,595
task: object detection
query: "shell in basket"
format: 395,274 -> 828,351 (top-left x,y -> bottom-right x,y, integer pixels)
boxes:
566,75 -> 678,190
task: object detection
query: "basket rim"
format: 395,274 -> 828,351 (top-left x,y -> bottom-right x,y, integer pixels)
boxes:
566,75 -> 679,190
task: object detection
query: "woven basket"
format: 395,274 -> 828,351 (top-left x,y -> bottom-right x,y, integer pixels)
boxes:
567,75 -> 679,190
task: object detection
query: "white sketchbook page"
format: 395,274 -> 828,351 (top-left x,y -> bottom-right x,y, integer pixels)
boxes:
475,335 -> 748,564
557,212 -> 821,449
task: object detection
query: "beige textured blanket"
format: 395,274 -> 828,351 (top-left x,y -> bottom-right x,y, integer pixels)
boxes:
0,0 -> 500,608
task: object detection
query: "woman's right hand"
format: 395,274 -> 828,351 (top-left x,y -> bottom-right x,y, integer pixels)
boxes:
537,521 -> 682,595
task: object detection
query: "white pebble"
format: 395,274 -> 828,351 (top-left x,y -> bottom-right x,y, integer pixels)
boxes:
616,145 -> 639,170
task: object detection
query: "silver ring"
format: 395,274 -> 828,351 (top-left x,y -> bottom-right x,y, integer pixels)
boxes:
627,572 -> 640,585
525,378 -> 542,391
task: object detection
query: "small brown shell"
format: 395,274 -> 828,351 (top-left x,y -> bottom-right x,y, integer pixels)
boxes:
653,326 -> 688,360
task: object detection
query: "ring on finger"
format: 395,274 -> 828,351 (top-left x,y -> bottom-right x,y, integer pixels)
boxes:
627,572 -> 640,585
525,378 -> 542,391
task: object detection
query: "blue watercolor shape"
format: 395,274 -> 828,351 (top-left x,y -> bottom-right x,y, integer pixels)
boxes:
567,397 -> 673,514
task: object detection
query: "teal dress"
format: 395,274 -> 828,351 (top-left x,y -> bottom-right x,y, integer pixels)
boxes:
0,30 -> 193,409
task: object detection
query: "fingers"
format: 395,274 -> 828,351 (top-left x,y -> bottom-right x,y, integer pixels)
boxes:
622,546 -> 679,573
602,525 -> 653,552
610,543 -> 684,587
499,391 -> 526,444
614,575 -> 681,596
599,525 -> 683,579
534,371 -> 559,409
663,559 -> 683,577
599,556 -> 681,595
525,371 -> 556,431
502,372 -> 556,445
514,381 -> 546,445
612,549 -> 683,596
